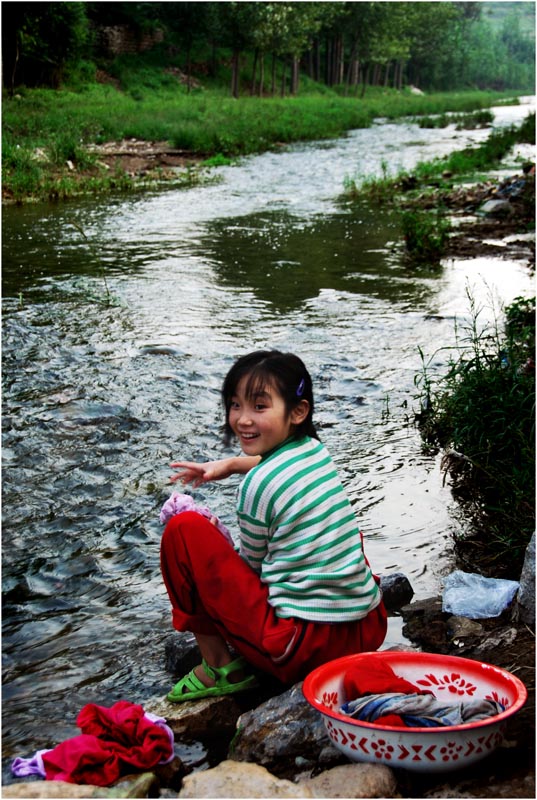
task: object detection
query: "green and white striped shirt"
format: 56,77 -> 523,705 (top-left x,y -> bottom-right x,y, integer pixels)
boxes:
237,436 -> 381,622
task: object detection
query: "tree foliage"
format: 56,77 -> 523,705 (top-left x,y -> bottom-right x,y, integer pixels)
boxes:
2,1 -> 535,94
2,2 -> 89,91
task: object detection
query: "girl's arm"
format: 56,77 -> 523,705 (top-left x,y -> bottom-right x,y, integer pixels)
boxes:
170,455 -> 260,487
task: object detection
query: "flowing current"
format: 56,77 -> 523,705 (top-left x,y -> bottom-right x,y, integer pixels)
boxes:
2,99 -> 534,768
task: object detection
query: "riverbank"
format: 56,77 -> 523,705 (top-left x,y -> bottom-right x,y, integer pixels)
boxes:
1,87 -> 524,204
4,566 -> 534,798
343,107 -> 535,582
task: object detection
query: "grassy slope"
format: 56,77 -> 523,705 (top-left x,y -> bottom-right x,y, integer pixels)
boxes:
2,54 -> 528,203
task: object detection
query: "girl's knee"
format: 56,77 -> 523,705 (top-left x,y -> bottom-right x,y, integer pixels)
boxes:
162,511 -> 199,547
162,510 -> 217,548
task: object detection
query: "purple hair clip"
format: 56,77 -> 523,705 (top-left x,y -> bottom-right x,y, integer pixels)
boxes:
296,378 -> 305,397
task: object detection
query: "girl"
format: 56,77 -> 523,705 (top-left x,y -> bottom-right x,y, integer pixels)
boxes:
160,350 -> 387,702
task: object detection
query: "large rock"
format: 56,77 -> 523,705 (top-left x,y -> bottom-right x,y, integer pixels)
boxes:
300,763 -> 398,798
479,198 -> 514,217
179,760 -> 313,798
230,683 -> 340,779
1,785 -> 101,799
179,759 -> 399,799
400,597 -> 448,652
1,773 -> 158,798
146,693 -> 242,739
517,532 -> 535,626
164,632 -> 201,676
456,625 -> 518,662
379,573 -> 414,610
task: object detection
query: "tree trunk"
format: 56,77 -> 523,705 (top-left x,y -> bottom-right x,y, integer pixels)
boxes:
271,52 -> 277,95
306,48 -> 313,79
330,36 -> 336,85
251,48 -> 258,95
314,38 -> 320,82
258,52 -> 265,96
337,34 -> 344,84
280,58 -> 287,97
354,61 -> 362,96
325,36 -> 332,85
384,61 -> 391,87
344,40 -> 358,95
332,36 -> 342,85
372,63 -> 380,86
210,40 -> 217,78
9,36 -> 20,95
332,36 -> 339,85
397,59 -> 405,90
360,63 -> 370,98
291,55 -> 299,95
231,49 -> 240,98
186,45 -> 192,93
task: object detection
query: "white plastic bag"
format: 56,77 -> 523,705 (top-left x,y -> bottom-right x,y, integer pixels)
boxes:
442,570 -> 519,619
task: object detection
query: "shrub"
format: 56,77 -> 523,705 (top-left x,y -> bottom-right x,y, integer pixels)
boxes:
401,209 -> 451,265
415,295 -> 535,573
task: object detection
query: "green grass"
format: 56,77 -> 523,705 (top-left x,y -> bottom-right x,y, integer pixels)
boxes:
2,78 -> 527,203
345,113 -> 535,203
401,209 -> 451,266
413,110 -> 494,129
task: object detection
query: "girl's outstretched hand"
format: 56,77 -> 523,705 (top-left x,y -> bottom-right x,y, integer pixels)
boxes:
170,455 -> 260,486
169,459 -> 232,487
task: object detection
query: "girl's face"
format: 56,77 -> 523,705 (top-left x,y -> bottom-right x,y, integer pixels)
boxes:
228,376 -> 309,457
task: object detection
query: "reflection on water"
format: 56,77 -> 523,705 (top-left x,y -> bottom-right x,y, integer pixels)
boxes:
202,206 -> 412,312
2,99 -> 534,770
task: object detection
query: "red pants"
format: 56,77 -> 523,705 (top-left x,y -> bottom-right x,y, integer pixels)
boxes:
160,511 -> 387,685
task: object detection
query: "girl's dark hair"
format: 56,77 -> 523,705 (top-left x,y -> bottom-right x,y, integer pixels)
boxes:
222,350 -> 319,444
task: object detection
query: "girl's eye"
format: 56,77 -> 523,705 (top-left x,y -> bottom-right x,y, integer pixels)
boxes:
230,400 -> 240,410
254,403 -> 267,411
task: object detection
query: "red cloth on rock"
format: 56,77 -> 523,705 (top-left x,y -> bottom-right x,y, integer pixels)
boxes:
42,701 -> 173,786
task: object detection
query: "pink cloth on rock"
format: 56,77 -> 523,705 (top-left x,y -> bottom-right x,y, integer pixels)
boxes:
159,492 -> 233,544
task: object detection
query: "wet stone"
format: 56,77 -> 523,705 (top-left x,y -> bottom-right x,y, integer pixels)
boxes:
146,693 -> 243,740
230,683 -> 340,780
517,532 -> 535,626
379,572 -> 414,611
1,772 -> 159,798
300,762 -> 398,798
179,759 -> 313,798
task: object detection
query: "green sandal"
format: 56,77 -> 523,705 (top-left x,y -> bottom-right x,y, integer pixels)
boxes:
167,655 -> 258,703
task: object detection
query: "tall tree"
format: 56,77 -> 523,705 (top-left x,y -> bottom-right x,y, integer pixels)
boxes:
2,1 -> 89,91
404,2 -> 461,89
156,2 -> 211,92
215,2 -> 258,98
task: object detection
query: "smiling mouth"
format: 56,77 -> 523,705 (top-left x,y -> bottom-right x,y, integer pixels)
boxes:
239,432 -> 259,440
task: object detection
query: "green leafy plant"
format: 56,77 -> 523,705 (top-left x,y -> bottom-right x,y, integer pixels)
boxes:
202,153 -> 235,167
345,113 -> 535,203
414,293 -> 535,572
47,132 -> 96,170
401,209 -> 451,266
415,110 -> 494,129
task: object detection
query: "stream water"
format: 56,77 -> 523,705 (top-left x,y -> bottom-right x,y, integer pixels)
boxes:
2,98 -> 534,772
